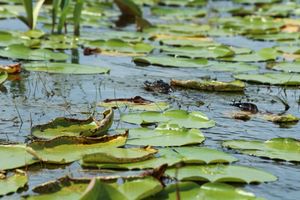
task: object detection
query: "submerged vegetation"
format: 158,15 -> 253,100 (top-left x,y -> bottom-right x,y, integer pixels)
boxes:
0,0 -> 300,199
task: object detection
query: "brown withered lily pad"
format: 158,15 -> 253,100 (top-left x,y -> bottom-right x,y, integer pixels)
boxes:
171,79 -> 245,92
0,63 -> 21,74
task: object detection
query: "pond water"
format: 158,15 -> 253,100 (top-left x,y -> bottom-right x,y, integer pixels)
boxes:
0,0 -> 300,199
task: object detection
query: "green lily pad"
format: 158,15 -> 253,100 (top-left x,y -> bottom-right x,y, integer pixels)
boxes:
217,16 -> 283,35
26,132 -> 128,164
268,61 -> 300,73
27,176 -> 162,200
81,147 -> 237,170
0,71 -> 8,85
82,177 -> 162,200
150,182 -> 262,200
160,45 -> 234,59
222,138 -> 300,162
0,31 -> 24,47
158,0 -> 207,6
234,0 -> 281,4
207,62 -> 259,72
133,56 -> 258,72
151,6 -> 206,18
157,38 -> 218,48
133,56 -> 208,68
0,44 -> 69,61
81,178 -> 127,200
275,46 -> 300,55
0,171 -> 28,196
171,79 -> 245,92
0,145 -> 38,171
23,30 -> 45,39
27,177 -> 88,200
82,146 -> 158,164
221,48 -> 279,62
32,109 -> 114,139
82,31 -> 144,43
24,62 -> 110,74
250,32 -> 300,41
85,39 -> 153,54
121,110 -> 215,129
126,123 -> 205,146
166,165 -> 277,183
234,72 -> 300,85
98,96 -> 170,111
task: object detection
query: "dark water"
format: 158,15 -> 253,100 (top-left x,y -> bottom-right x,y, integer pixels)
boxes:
0,1 -> 300,199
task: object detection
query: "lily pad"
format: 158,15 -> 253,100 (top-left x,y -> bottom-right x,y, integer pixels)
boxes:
81,147 -> 237,170
81,178 -> 127,200
150,182 -> 262,200
160,45 -> 235,59
234,72 -> 300,85
82,177 -> 162,200
27,177 -> 88,200
0,171 -> 28,196
222,138 -> 300,162
250,32 -> 300,41
27,176 -> 162,200
165,165 -> 277,183
171,79 -> 245,92
32,109 -> 114,139
26,132 -> 128,164
0,44 -> 69,61
0,31 -> 24,47
268,61 -> 300,73
207,62 -> 259,72
85,39 -> 154,54
151,6 -> 206,18
0,145 -> 38,171
221,48 -> 279,62
98,96 -> 170,111
0,72 -> 8,85
133,56 -> 208,68
24,62 -> 110,74
126,123 -> 205,146
82,146 -> 158,164
158,38 -> 217,48
264,114 -> 299,124
121,110 -> 215,129
133,56 -> 258,72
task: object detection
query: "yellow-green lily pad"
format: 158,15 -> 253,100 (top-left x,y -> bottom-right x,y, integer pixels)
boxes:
268,61 -> 300,73
234,72 -> 300,85
26,132 -> 128,164
85,39 -> 153,54
0,171 -> 28,196
126,123 -> 205,147
151,182 -> 263,200
133,56 -> 208,68
165,165 -> 277,183
223,138 -> 300,162
0,145 -> 38,171
121,110 -> 215,129
81,147 -> 237,170
32,109 -> 114,139
171,79 -> 245,92
0,44 -> 69,61
24,62 -> 110,74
